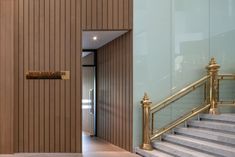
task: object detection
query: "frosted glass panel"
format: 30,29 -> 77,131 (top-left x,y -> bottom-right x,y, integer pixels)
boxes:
210,0 -> 235,73
133,0 -> 235,148
172,0 -> 209,91
133,0 -> 172,148
210,0 -> 235,109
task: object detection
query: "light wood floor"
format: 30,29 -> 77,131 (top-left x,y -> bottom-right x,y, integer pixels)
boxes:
0,152 -> 139,157
0,133 -> 139,157
82,132 -> 124,152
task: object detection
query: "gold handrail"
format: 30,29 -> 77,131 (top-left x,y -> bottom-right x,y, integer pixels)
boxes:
217,74 -> 235,105
218,74 -> 235,80
140,58 -> 221,150
150,104 -> 211,140
150,75 -> 210,113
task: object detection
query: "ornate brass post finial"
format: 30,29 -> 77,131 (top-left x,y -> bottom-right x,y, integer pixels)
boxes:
207,57 -> 220,71
206,57 -> 220,115
142,93 -> 150,106
140,93 -> 153,151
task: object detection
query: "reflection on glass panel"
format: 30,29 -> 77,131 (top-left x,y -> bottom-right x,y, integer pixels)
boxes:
173,0 -> 209,91
153,86 -> 204,131
210,0 -> 235,73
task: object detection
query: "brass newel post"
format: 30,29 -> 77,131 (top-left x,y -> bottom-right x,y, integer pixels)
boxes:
206,58 -> 220,114
140,93 -> 153,151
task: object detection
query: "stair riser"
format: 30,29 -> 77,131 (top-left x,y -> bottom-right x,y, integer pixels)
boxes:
164,135 -> 235,157
152,143 -> 214,157
135,147 -> 174,157
153,144 -> 199,157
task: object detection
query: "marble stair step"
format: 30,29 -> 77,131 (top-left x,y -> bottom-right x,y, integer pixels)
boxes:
174,127 -> 235,146
135,147 -> 174,157
152,141 -> 215,157
200,114 -> 235,124
188,120 -> 235,133
163,134 -> 235,157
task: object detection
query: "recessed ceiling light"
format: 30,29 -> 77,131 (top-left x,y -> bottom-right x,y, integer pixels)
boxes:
92,36 -> 98,41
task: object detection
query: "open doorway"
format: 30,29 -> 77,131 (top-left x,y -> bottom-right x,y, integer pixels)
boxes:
82,31 -> 132,152
82,50 -> 96,137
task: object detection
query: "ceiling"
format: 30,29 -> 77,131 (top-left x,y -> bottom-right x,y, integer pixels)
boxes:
82,31 -> 127,49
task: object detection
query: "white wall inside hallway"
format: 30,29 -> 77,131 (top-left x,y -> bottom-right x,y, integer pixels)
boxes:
133,0 -> 235,148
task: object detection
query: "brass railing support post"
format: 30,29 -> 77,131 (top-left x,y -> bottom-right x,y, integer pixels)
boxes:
140,93 -> 153,151
206,58 -> 220,114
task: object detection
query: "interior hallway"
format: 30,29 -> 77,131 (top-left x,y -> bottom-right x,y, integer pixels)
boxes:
0,133 -> 139,157
82,132 -> 124,152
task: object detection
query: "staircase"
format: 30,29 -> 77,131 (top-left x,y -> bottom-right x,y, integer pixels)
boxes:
136,114 -> 235,157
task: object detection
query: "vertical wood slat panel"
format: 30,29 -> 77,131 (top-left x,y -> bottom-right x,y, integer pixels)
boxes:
0,0 -> 14,154
65,0 -> 71,152
14,0 -> 20,153
107,44 -> 111,142
49,0 -> 55,152
60,0 -> 66,152
102,0 -> 107,29
82,0 -> 132,30
23,0 -> 29,152
18,0 -> 24,152
97,0 -> 102,29
55,0 -> 61,152
112,0 -> 118,29
113,40 -> 117,145
70,0 -> 76,152
97,32 -> 133,151
34,0 -> 40,152
107,0 -> 113,29
28,0 -> 34,152
76,0 -> 82,153
86,0 -> 92,30
14,0 -> 82,153
39,0 -> 45,152
91,0 -> 97,29
44,0 -> 50,151
118,0 -> 124,29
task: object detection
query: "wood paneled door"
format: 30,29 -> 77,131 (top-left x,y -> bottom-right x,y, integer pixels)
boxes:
14,0 -> 82,153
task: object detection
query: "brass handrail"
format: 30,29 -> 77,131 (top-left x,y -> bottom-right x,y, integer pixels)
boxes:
218,74 -> 235,80
217,74 -> 235,105
218,101 -> 235,105
150,75 -> 210,113
150,104 -> 211,140
140,58 -> 221,150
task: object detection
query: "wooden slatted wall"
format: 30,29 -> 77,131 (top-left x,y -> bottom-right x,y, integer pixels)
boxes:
97,32 -> 133,151
14,0 -> 82,152
82,0 -> 133,30
0,0 -> 14,154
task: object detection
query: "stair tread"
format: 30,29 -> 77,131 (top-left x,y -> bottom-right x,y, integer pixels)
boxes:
188,120 -> 235,131
189,120 -> 235,127
153,141 -> 215,157
200,114 -> 235,123
165,134 -> 235,152
135,147 -> 174,157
